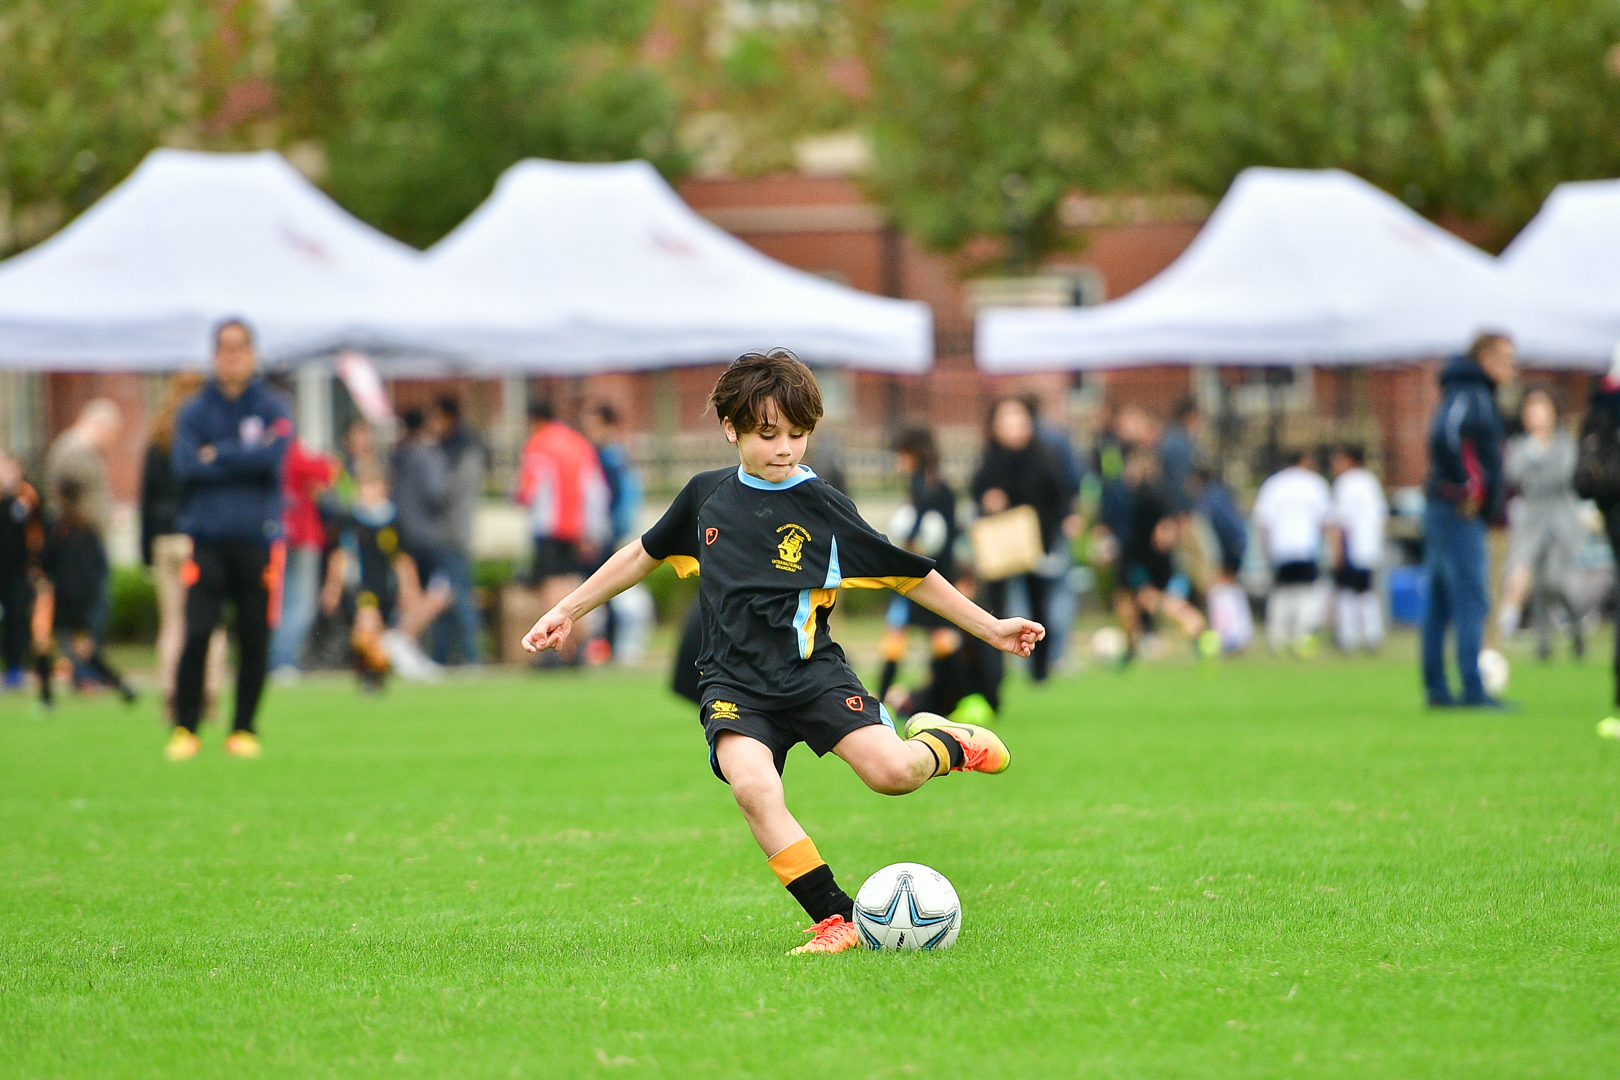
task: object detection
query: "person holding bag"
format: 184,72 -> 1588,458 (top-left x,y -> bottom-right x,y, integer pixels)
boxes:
970,396 -> 1074,683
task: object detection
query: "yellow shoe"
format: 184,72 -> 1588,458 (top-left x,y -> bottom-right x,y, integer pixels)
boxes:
223,731 -> 262,759
164,728 -> 201,762
788,914 -> 862,954
904,713 -> 1010,774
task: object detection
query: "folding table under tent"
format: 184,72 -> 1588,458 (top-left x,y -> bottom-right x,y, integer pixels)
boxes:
1498,179 -> 1620,369
976,167 -> 1540,373
383,158 -> 933,375
0,149 -> 430,371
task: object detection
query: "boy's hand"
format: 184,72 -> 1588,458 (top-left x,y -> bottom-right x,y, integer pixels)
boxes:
987,617 -> 1045,657
522,607 -> 574,653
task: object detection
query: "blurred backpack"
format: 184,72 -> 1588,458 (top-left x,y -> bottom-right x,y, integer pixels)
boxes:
1574,400 -> 1620,507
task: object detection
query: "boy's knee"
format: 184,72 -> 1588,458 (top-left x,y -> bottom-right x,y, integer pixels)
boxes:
862,749 -> 924,796
727,769 -> 782,814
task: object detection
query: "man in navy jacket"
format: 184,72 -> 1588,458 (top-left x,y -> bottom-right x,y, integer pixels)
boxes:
165,319 -> 292,760
1422,332 -> 1516,708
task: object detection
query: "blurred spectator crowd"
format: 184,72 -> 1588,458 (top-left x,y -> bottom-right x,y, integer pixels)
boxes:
5,338 -> 1619,721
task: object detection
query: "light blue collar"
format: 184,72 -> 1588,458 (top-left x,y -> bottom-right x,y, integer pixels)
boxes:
736,464 -> 817,491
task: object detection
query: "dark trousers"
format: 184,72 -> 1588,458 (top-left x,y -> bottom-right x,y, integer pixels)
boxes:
985,572 -> 1052,682
175,538 -> 276,733
1605,509 -> 1620,707
1,572 -> 32,672
1421,501 -> 1490,705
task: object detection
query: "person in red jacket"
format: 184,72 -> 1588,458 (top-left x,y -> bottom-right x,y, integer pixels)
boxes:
269,437 -> 337,678
514,398 -> 608,665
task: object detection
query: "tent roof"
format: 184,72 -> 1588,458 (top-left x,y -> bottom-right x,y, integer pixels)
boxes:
1498,179 -> 1620,367
977,168 -> 1529,373
391,159 -> 931,374
0,149 -> 424,370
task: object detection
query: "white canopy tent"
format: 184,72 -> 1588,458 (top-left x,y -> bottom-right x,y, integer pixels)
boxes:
1498,179 -> 1620,369
388,158 -> 932,374
0,149 -> 427,370
977,167 -> 1537,373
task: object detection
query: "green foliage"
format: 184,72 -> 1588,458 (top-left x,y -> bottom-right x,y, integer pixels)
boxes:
105,566 -> 158,643
640,559 -> 699,622
0,0 -> 204,254
3,655 -> 1618,1074
859,0 -> 1620,256
649,0 -> 867,175
274,0 -> 685,247
472,558 -> 515,593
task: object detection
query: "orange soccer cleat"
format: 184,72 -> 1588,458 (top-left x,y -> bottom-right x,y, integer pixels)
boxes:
788,914 -> 863,955
904,714 -> 1011,774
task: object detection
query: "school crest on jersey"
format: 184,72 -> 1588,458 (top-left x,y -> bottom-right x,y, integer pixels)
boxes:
773,523 -> 810,572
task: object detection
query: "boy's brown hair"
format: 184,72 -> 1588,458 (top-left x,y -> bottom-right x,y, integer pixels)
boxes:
707,349 -> 823,434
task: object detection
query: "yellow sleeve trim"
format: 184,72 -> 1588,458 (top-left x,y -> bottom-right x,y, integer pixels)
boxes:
839,575 -> 925,595
767,837 -> 826,885
799,588 -> 837,658
664,555 -> 700,578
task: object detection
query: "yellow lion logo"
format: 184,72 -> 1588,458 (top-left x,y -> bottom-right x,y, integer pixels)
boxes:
774,523 -> 811,572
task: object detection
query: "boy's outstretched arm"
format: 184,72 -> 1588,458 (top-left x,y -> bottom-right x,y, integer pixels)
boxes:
905,570 -> 1045,657
522,540 -> 663,653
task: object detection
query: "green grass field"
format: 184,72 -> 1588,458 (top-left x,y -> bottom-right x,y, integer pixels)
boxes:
4,640 -> 1619,1078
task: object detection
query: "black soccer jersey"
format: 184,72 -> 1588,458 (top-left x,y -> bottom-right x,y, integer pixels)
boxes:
641,465 -> 936,710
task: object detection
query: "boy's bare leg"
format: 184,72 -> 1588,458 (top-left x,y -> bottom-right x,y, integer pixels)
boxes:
714,732 -> 808,855
400,583 -> 452,638
831,725 -> 938,795
1164,595 -> 1208,638
1113,587 -> 1140,644
716,732 -> 861,950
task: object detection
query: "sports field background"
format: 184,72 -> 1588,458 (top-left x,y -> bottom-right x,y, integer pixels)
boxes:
4,629 -> 1618,1078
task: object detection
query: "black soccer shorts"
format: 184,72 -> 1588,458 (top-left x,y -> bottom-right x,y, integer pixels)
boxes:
700,686 -> 896,782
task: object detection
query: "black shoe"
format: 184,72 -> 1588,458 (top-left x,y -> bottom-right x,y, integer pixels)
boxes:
1460,696 -> 1519,712
1425,697 -> 1457,709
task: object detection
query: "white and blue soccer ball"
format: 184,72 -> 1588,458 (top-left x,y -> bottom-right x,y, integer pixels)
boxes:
853,862 -> 961,951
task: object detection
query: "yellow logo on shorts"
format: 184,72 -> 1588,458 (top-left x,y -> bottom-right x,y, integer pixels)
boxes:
710,700 -> 739,720
774,523 -> 811,571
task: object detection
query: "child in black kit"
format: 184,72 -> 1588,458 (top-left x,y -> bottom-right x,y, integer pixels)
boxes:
0,450 -> 43,691
520,350 -> 1044,954
38,478 -> 136,705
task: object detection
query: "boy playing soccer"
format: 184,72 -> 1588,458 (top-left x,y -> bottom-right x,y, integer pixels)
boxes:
523,350 -> 1044,954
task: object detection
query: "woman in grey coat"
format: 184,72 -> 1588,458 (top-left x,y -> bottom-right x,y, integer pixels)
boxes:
1497,388 -> 1586,659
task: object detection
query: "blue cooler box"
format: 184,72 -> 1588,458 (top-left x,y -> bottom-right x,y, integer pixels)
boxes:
1387,567 -> 1428,625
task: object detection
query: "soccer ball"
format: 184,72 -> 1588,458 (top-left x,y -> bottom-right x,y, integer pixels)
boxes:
1478,648 -> 1510,696
1091,625 -> 1128,664
853,863 -> 961,951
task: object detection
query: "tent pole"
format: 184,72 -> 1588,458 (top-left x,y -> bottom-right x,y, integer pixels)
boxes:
296,361 -> 334,452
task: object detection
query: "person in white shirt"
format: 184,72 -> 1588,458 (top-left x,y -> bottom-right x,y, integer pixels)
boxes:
1253,449 -> 1333,653
1328,445 -> 1388,651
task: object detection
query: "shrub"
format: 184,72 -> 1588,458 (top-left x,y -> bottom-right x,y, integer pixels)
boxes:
106,567 -> 158,643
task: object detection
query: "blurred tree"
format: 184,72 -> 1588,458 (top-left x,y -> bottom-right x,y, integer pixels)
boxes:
855,0 -> 1620,259
646,0 -> 869,176
275,0 -> 683,247
0,0 -> 204,254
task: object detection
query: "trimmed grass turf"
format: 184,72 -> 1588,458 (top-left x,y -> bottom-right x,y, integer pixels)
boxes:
3,647 -> 1619,1078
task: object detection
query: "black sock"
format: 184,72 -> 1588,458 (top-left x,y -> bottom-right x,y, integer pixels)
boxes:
784,863 -> 855,923
35,654 -> 53,705
877,659 -> 898,700
921,727 -> 965,770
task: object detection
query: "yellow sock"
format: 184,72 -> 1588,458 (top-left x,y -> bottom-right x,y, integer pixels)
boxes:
766,836 -> 825,886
